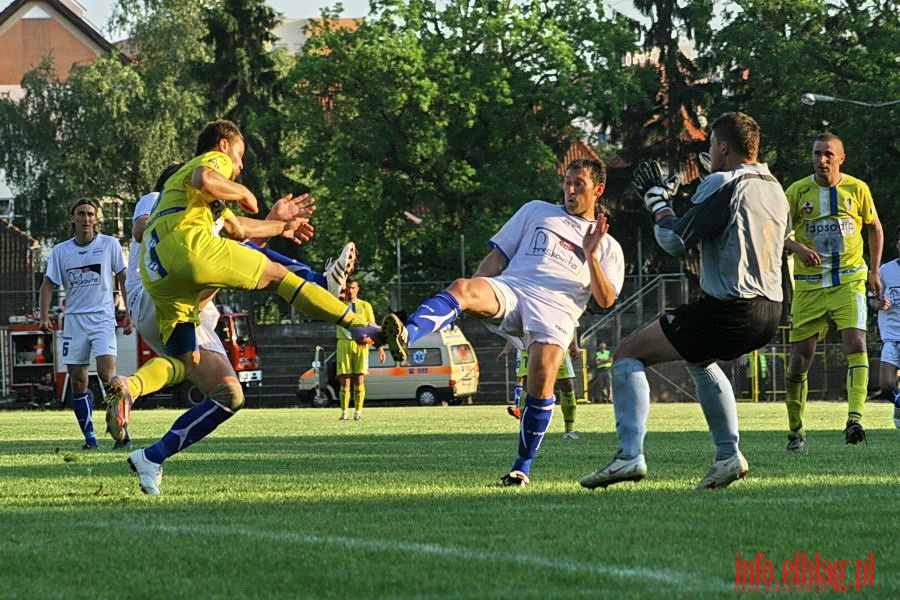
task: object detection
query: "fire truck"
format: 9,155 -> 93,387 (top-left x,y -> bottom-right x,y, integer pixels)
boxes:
0,307 -> 261,407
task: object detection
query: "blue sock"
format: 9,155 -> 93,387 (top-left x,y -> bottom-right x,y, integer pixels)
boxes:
143,399 -> 234,464
243,241 -> 320,285
71,391 -> 97,446
612,358 -> 650,459
513,384 -> 523,409
688,363 -> 739,460
511,395 -> 555,476
406,291 -> 461,344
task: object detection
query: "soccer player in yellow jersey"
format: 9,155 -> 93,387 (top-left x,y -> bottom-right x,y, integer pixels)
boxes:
119,120 -> 399,494
336,278 -> 385,421
783,133 -> 883,451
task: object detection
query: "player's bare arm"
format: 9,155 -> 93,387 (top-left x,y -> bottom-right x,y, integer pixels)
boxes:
116,271 -> 134,335
225,215 -> 312,243
784,237 -> 821,267
585,215 -> 616,308
132,214 -> 149,243
867,216 -> 884,297
38,278 -> 54,332
472,247 -> 509,278
192,166 -> 258,214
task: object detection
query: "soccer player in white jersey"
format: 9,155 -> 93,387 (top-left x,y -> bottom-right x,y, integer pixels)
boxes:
580,112 -> 789,491
870,225 -> 900,428
38,198 -> 133,450
380,158 -> 625,486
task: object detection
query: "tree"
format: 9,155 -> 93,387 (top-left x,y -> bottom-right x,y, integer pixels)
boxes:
0,56 -> 203,242
0,1 -> 212,243
201,0 -> 295,208
283,0 -> 636,301
707,0 -> 899,227
628,0 -> 715,170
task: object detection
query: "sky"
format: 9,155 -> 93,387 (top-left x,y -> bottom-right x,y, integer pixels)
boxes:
5,1 -> 644,40
56,1 -> 374,38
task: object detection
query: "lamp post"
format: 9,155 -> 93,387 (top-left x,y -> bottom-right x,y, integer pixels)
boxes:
800,93 -> 900,108
395,211 -> 424,311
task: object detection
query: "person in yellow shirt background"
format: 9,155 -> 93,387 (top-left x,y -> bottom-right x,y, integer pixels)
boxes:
337,278 -> 386,421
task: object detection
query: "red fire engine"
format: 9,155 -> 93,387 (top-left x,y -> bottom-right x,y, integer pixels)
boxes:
0,308 -> 261,407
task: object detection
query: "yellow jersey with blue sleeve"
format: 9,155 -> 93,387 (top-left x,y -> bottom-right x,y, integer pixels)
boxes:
139,151 -> 267,343
786,173 -> 877,291
146,150 -> 235,238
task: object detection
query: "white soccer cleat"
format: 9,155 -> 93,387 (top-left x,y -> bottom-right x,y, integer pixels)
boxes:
128,449 -> 163,495
580,454 -> 647,489
695,451 -> 748,490
324,242 -> 357,297
562,430 -> 580,440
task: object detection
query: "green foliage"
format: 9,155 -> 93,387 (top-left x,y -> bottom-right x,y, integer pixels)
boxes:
707,0 -> 900,229
284,0 -> 635,282
0,404 -> 897,598
0,0 -> 211,243
202,0 -> 295,209
2,0 -> 896,269
0,57 -> 199,241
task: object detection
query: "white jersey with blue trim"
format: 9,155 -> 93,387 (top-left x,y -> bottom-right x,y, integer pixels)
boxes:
878,258 -> 900,342
45,234 -> 126,317
126,191 -> 159,297
489,200 -> 625,319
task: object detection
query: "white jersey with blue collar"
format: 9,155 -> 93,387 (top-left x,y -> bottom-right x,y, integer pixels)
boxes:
488,200 -> 625,319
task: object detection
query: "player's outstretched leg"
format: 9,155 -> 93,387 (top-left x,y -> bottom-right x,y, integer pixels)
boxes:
244,240 -> 357,298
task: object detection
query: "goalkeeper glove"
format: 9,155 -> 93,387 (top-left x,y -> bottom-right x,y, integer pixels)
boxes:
631,161 -> 665,196
643,186 -> 671,216
632,160 -> 681,196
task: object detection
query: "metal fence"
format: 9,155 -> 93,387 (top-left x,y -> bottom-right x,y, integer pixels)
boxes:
2,278 -> 887,406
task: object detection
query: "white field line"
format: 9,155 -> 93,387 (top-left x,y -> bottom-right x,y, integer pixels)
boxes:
81,519 -> 729,593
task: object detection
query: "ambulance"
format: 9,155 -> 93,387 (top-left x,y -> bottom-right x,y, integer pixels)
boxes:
296,326 -> 479,406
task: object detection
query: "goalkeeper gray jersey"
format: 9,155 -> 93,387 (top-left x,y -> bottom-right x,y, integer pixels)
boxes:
654,162 -> 789,302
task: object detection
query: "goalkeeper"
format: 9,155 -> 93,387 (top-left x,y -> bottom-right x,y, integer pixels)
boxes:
580,112 -> 790,491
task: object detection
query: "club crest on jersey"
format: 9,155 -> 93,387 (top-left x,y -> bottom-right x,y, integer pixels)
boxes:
802,200 -> 814,214
559,239 -> 574,252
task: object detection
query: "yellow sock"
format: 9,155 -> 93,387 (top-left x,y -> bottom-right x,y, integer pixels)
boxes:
846,352 -> 868,421
129,356 -> 185,398
340,385 -> 351,412
276,272 -> 367,329
560,389 -> 577,431
355,384 -> 366,412
785,369 -> 807,434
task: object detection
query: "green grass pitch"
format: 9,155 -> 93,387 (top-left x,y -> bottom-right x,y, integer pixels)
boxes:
0,402 -> 896,599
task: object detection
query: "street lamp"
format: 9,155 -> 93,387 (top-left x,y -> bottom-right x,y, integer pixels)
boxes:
800,92 -> 900,108
396,211 -> 424,311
